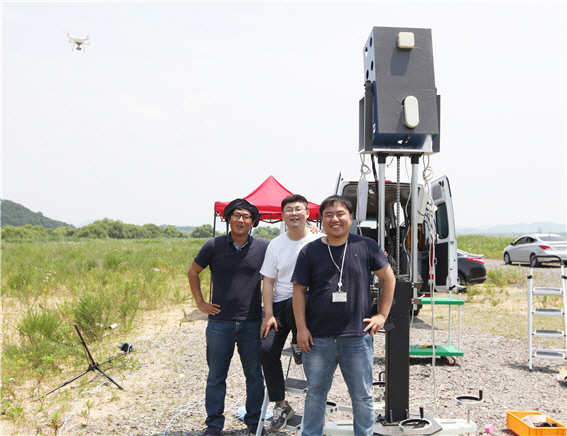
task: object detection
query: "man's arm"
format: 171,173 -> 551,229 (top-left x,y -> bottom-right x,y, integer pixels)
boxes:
292,283 -> 313,353
188,261 -> 220,315
260,277 -> 278,338
363,264 -> 396,335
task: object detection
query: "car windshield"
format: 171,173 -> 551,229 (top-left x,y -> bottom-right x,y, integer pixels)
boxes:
539,236 -> 566,242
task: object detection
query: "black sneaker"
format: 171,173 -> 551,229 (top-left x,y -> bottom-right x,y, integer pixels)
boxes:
271,401 -> 294,430
202,427 -> 221,436
247,424 -> 266,435
290,343 -> 302,365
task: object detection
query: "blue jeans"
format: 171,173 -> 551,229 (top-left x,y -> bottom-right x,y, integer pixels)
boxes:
205,319 -> 264,430
301,335 -> 374,436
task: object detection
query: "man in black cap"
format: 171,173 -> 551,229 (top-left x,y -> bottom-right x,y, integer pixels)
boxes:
188,198 -> 269,436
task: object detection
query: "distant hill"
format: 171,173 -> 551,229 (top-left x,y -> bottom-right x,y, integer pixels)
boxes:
457,221 -> 566,236
0,200 -> 74,229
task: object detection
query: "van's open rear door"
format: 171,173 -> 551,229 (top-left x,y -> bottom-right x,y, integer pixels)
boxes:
431,176 -> 457,291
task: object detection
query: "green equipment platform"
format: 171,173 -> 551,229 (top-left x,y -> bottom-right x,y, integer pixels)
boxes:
409,344 -> 464,357
410,294 -> 465,360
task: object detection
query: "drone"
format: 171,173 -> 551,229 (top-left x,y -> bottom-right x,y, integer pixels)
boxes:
67,33 -> 90,51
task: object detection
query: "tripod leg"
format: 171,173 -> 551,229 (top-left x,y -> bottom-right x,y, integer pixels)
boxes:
99,352 -> 126,366
95,366 -> 124,390
39,369 -> 92,399
74,324 -> 97,366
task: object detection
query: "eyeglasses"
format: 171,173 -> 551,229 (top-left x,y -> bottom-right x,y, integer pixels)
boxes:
231,213 -> 252,221
283,207 -> 306,214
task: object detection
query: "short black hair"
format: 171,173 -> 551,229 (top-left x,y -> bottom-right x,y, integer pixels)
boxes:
281,194 -> 309,212
319,195 -> 353,216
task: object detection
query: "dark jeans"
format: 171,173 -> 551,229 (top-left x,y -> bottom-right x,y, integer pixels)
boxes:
205,319 -> 264,430
260,297 -> 298,402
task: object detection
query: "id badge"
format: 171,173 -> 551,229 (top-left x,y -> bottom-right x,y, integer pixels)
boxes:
332,292 -> 347,303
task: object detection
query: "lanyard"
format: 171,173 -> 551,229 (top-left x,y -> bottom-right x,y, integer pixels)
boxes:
326,237 -> 348,293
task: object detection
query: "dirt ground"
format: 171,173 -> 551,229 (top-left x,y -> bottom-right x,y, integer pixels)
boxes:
2,261 -> 566,436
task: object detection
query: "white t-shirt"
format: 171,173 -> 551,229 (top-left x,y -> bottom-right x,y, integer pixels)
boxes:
260,231 -> 323,302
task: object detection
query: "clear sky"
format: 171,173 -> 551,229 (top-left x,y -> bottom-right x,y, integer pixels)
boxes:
2,1 -> 566,229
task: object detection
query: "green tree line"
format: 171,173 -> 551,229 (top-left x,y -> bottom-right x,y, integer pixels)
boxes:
1,219 -> 218,240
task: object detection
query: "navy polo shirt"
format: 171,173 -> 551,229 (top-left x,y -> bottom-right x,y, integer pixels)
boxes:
194,233 -> 269,321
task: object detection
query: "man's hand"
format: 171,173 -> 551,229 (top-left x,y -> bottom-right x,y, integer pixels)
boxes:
297,327 -> 314,353
363,313 -> 387,335
197,301 -> 220,316
261,315 -> 278,338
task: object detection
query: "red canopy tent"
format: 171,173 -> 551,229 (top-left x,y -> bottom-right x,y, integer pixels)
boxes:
213,176 -> 320,230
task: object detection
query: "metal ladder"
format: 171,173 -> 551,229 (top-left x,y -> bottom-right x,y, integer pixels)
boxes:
257,346 -> 307,436
528,255 -> 567,370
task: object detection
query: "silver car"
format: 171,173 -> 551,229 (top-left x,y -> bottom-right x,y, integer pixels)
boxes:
503,233 -> 567,267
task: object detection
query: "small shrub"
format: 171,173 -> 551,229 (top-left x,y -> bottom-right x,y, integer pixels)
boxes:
104,250 -> 124,270
17,310 -> 67,345
487,267 -> 525,287
465,285 -> 482,301
45,409 -> 64,435
1,401 -> 25,422
170,285 -> 192,304
73,289 -> 117,341
118,290 -> 140,330
3,309 -> 76,391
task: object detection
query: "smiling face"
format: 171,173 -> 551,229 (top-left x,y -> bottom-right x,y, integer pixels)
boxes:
322,201 -> 352,245
283,201 -> 310,232
229,208 -> 255,241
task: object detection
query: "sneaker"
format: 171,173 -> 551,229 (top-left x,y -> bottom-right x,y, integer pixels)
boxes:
271,401 -> 294,430
290,343 -> 302,365
202,427 -> 221,436
247,424 -> 266,435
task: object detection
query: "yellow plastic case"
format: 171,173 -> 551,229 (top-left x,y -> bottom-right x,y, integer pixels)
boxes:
506,411 -> 566,436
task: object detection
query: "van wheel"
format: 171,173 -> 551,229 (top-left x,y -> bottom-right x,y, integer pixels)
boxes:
530,254 -> 540,268
503,252 -> 512,265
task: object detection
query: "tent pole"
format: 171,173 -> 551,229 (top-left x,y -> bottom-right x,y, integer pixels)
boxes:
209,211 -> 217,303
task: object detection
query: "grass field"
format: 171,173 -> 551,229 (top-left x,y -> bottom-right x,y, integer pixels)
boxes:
1,237 -> 208,422
456,234 -> 512,259
1,234 -> 562,433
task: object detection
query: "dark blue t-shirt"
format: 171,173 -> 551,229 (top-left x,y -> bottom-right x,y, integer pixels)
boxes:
292,233 -> 389,337
194,234 -> 269,321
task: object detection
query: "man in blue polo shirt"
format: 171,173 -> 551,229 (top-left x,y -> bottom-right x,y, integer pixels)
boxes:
188,198 -> 269,436
292,195 -> 396,436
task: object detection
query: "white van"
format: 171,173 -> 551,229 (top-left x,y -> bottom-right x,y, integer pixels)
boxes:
334,175 -> 458,295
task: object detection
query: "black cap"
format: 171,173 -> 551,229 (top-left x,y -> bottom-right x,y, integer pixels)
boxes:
223,198 -> 260,227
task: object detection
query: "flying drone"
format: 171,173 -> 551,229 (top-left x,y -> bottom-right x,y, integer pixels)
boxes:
67,34 -> 90,51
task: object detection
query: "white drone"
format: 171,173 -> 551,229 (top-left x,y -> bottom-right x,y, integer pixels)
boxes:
67,33 -> 90,51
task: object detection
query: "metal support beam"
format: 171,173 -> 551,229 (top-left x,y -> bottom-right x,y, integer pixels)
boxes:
378,155 -> 386,251
384,278 -> 412,423
410,155 -> 420,283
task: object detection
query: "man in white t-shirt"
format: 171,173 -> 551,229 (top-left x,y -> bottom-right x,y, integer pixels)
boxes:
260,194 -> 322,430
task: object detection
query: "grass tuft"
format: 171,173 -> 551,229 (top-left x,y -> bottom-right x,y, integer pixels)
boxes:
487,266 -> 526,287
